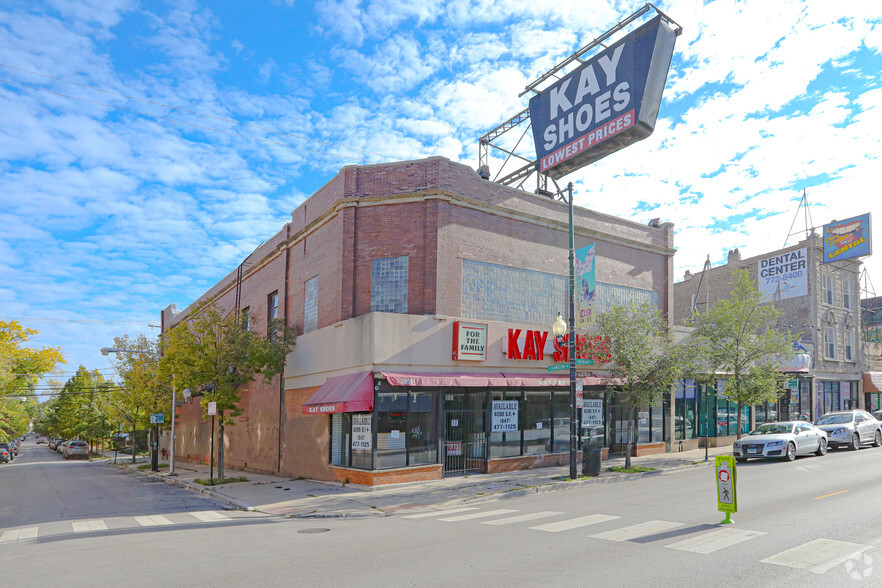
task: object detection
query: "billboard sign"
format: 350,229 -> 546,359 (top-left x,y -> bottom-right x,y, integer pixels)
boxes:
575,244 -> 596,328
757,247 -> 808,302
529,15 -> 678,179
823,214 -> 871,262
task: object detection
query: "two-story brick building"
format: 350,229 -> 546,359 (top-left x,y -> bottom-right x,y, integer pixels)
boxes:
162,156 -> 676,485
672,233 -> 864,447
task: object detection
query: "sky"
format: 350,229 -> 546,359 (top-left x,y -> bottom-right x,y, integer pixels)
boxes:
1,0 -> 880,386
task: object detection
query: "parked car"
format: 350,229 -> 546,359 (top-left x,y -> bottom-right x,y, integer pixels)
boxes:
815,410 -> 882,450
56,440 -> 69,454
0,446 -> 10,463
36,436 -> 48,444
48,438 -> 59,450
872,410 -> 882,426
732,421 -> 828,462
0,442 -> 14,461
63,440 -> 89,460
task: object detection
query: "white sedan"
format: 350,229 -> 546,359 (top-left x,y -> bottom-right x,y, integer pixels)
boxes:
733,421 -> 828,462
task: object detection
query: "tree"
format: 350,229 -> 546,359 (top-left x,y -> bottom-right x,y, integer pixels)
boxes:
594,301 -> 684,468
105,334 -> 171,463
686,268 -> 795,439
160,301 -> 295,480
0,321 -> 65,441
43,367 -> 116,451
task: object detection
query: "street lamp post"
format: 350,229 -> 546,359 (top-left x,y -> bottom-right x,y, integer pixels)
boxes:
551,182 -> 578,480
101,346 -> 176,475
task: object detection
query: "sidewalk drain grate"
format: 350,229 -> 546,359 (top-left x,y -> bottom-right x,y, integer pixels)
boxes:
298,528 -> 330,534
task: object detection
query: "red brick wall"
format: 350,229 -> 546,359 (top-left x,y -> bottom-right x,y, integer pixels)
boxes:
332,464 -> 443,486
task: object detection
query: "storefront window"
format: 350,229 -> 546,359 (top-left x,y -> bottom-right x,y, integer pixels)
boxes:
551,391 -> 572,453
755,403 -> 768,427
697,384 -> 714,437
376,392 -> 408,468
408,392 -> 437,465
820,381 -> 840,415
651,399 -> 664,443
490,390 -> 522,457
523,391 -> 551,454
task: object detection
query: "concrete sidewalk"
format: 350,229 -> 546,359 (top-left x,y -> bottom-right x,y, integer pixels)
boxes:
100,445 -> 734,518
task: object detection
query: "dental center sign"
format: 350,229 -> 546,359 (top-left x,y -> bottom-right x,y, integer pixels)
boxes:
529,15 -> 678,179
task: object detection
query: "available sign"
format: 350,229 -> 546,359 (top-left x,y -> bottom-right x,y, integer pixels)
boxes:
491,400 -> 519,432
352,414 -> 372,451
529,16 -> 679,179
583,399 -> 603,427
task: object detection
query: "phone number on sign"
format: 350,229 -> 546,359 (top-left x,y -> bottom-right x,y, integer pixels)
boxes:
764,270 -> 803,283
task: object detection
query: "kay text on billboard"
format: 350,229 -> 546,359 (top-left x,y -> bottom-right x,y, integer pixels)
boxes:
528,15 -> 678,179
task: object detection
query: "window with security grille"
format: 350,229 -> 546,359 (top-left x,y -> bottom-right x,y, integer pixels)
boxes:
371,256 -> 408,313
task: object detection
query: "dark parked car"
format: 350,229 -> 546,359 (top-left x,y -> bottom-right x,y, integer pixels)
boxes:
0,442 -> 14,461
0,446 -> 10,463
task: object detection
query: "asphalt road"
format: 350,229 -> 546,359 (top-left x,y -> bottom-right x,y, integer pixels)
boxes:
3,438 -> 882,587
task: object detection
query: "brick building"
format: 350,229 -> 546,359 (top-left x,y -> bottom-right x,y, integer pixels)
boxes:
162,156 -> 675,485
672,233 -> 865,447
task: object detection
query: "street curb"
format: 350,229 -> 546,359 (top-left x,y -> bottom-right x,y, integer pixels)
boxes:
458,459 -> 716,505
106,461 -> 253,511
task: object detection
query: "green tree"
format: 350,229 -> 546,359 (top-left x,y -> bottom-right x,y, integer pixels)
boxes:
44,367 -> 116,451
686,268 -> 795,439
105,334 -> 171,463
160,301 -> 295,480
594,301 -> 684,468
0,321 -> 65,440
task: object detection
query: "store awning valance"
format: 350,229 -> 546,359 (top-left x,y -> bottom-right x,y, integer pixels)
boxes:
863,372 -> 882,393
381,371 -> 620,388
302,372 -> 374,415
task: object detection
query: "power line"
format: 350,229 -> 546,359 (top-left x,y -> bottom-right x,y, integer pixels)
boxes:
0,77 -> 370,164
0,315 -> 155,325
0,62 -> 392,160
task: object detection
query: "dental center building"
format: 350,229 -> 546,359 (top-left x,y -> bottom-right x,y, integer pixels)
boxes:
163,157 -> 676,485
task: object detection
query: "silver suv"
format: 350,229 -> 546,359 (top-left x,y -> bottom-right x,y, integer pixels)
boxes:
815,410 -> 882,450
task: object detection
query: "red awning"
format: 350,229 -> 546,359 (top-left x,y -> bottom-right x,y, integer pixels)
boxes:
381,371 -> 619,388
864,372 -> 882,393
302,372 -> 374,415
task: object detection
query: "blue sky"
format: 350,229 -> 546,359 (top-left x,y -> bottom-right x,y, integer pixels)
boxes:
1,0 -> 880,383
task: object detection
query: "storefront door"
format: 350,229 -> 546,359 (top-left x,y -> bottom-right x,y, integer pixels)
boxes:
443,392 -> 486,475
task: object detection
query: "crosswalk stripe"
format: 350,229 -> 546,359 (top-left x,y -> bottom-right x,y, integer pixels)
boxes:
530,514 -> 620,533
403,507 -> 479,519
135,515 -> 174,527
761,538 -> 871,575
0,527 -> 38,543
666,527 -> 766,554
590,520 -> 683,542
481,511 -> 563,526
72,520 -> 108,533
438,509 -> 518,522
190,511 -> 230,522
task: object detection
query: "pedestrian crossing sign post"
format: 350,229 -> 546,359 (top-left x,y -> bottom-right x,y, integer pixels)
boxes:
715,455 -> 737,524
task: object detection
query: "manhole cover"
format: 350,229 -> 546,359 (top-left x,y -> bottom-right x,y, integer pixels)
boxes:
298,528 -> 330,534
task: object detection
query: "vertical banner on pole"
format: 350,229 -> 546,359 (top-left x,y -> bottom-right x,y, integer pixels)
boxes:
575,244 -> 596,328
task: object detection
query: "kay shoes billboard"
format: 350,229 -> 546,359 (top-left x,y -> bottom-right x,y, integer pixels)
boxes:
529,16 -> 678,179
